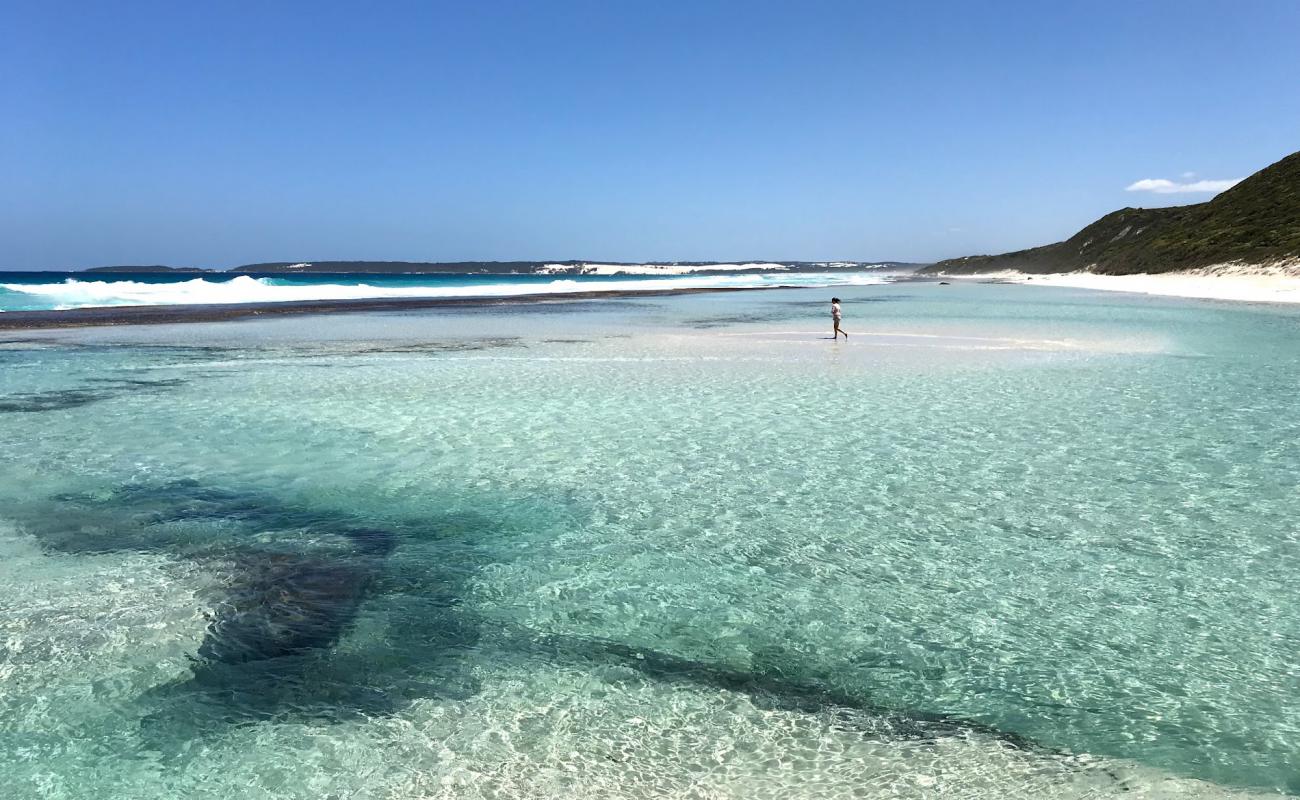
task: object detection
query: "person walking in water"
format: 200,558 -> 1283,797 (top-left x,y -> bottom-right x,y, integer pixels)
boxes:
831,297 -> 848,340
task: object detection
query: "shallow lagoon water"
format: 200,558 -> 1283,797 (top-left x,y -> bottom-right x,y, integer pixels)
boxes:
1,281 -> 1298,798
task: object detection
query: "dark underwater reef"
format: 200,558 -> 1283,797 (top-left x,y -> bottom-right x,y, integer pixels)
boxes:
17,480 -> 1084,764
32,481 -> 449,668
0,377 -> 187,413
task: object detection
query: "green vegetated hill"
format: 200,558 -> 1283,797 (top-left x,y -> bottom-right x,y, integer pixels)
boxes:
925,149 -> 1300,275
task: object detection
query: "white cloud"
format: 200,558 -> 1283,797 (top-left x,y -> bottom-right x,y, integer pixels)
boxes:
1125,177 -> 1242,194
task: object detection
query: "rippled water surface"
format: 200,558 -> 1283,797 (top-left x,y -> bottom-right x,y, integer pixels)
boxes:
2,281 -> 1298,798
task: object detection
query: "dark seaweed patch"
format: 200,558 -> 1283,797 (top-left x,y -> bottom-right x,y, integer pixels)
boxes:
349,337 -> 523,355
516,633 -> 1040,751
0,389 -> 113,412
29,479 -> 495,730
685,311 -> 792,329
767,297 -> 903,308
368,299 -> 652,320
28,479 -> 1068,764
162,338 -> 527,361
43,480 -> 403,556
457,299 -> 651,315
0,376 -> 186,413
195,553 -> 381,666
84,377 -> 189,389
0,338 -> 237,360
116,344 -> 240,362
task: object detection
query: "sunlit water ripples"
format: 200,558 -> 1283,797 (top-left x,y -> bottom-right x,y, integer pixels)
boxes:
1,281 -> 1297,798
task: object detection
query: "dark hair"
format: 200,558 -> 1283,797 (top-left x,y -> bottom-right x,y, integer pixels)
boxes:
831,297 -> 841,303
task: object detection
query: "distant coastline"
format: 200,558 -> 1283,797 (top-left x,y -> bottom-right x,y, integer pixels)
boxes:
55,260 -> 925,276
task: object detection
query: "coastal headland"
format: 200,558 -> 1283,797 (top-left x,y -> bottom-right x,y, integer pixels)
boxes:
918,149 -> 1299,304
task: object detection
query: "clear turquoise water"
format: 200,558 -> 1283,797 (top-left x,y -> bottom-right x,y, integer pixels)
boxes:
1,281 -> 1297,798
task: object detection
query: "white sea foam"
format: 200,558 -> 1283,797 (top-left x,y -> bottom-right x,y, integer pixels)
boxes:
0,273 -> 888,311
535,262 -> 793,275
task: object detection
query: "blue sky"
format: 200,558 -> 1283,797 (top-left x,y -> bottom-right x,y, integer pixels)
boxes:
2,0 -> 1298,269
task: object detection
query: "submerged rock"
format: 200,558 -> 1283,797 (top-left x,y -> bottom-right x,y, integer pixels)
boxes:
195,553 -> 380,667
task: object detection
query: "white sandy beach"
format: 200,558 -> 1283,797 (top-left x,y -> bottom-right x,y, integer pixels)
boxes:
968,262 -> 1300,305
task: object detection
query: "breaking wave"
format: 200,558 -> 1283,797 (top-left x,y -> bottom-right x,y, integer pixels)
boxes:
0,273 -> 890,311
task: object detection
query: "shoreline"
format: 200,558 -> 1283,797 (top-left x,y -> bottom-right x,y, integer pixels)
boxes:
952,264 -> 1300,305
0,284 -> 786,331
